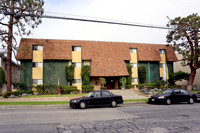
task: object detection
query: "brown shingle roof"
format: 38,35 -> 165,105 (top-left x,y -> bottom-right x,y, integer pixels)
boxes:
16,38 -> 177,77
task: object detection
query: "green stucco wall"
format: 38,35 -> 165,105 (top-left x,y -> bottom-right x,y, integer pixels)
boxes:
43,60 -> 68,86
167,62 -> 174,77
20,60 -> 32,90
138,61 -> 160,84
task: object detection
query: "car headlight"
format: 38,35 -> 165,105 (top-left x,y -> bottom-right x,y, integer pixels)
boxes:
71,100 -> 79,103
158,96 -> 165,99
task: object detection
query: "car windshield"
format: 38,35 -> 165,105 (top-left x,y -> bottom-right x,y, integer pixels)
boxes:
85,92 -> 93,97
159,89 -> 173,94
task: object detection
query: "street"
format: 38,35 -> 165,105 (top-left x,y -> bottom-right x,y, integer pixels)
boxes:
0,103 -> 200,133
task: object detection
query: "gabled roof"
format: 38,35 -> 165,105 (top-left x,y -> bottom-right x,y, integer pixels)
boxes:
16,38 -> 178,77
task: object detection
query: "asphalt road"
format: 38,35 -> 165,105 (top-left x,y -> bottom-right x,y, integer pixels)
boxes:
0,103 -> 200,133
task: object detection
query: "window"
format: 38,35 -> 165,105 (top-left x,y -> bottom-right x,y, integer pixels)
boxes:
93,92 -> 101,98
130,48 -> 137,53
33,62 -> 43,68
33,45 -> 43,51
160,49 -> 166,54
72,62 -> 81,68
72,46 -> 81,52
130,63 -> 137,68
180,89 -> 189,94
73,79 -> 82,84
132,78 -> 138,83
32,79 -> 43,85
102,91 -> 112,97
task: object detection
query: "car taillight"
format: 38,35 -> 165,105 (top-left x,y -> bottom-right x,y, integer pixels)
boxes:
122,96 -> 123,100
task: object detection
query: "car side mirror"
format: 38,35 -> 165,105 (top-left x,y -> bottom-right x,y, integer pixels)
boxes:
90,95 -> 94,98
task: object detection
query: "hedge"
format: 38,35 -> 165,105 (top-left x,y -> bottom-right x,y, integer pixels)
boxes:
60,85 -> 79,94
82,85 -> 94,93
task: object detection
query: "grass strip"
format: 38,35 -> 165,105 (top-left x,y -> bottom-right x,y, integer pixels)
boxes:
124,99 -> 148,103
0,99 -> 147,106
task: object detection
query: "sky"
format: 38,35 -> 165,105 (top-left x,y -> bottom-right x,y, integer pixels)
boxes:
15,0 -> 200,45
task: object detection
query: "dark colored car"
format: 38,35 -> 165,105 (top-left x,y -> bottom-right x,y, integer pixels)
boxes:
70,90 -> 123,109
195,92 -> 200,102
148,89 -> 197,105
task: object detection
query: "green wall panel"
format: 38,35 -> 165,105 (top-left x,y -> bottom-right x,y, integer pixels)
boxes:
138,61 -> 160,84
167,62 -> 174,77
20,60 -> 32,90
43,60 -> 68,86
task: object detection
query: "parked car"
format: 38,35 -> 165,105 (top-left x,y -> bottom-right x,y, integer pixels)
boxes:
70,90 -> 124,109
148,89 -> 197,105
195,92 -> 200,102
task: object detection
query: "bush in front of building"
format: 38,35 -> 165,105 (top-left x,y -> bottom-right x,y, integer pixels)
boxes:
60,85 -> 79,94
138,65 -> 147,84
44,84 -> 58,94
0,67 -> 5,87
126,65 -> 132,86
36,85 -> 44,95
82,85 -> 94,93
100,87 -> 107,90
125,85 -> 133,89
2,91 -> 12,98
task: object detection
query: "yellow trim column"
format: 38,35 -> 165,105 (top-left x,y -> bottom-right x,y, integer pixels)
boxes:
72,47 -> 82,91
130,49 -> 138,85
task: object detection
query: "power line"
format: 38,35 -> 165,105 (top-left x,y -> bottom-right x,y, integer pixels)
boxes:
1,11 -> 171,30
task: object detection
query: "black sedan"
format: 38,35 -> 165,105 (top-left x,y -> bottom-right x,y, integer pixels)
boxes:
195,92 -> 200,102
70,90 -> 123,109
148,89 -> 197,105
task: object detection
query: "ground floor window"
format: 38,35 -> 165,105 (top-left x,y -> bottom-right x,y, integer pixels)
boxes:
73,79 -> 82,84
132,78 -> 138,83
32,79 -> 43,85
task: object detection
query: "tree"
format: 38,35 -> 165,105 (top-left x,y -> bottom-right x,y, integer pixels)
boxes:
100,78 -> 106,87
120,77 -> 127,89
81,65 -> 91,85
126,65 -> 132,85
138,65 -> 147,84
168,71 -> 190,85
65,64 -> 75,86
166,13 -> 200,90
0,0 -> 44,91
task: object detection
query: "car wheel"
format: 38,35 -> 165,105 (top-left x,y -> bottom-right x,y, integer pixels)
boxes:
166,99 -> 171,105
188,98 -> 194,104
80,101 -> 86,109
111,101 -> 117,107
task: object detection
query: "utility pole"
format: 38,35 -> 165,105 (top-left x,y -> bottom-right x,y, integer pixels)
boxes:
7,0 -> 14,92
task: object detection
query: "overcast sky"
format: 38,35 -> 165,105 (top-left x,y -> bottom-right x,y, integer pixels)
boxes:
21,0 -> 200,44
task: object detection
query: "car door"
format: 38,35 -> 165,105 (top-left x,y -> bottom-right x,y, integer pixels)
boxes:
172,89 -> 182,102
88,91 -> 102,105
179,89 -> 190,102
101,91 -> 112,105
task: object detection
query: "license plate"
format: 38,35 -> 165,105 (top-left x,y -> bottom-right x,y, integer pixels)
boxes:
152,99 -> 155,101
197,98 -> 200,100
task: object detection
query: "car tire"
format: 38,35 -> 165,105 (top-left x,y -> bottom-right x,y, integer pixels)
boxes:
166,99 -> 171,105
111,101 -> 117,107
188,98 -> 194,104
80,101 -> 87,109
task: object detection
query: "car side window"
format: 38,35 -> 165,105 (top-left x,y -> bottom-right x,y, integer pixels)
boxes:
180,90 -> 188,94
174,90 -> 180,94
93,92 -> 101,98
102,91 -> 111,97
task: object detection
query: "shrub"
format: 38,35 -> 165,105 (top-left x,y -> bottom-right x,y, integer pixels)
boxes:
44,84 -> 58,94
126,65 -> 132,85
100,87 -> 107,90
126,85 -> 133,89
3,91 -> 12,98
36,85 -> 44,95
81,65 -> 91,85
82,85 -> 94,93
0,67 -> 5,86
18,90 -> 26,95
138,65 -> 147,84
100,78 -> 106,87
26,90 -> 34,95
12,82 -> 24,90
12,91 -> 19,97
60,85 -> 79,94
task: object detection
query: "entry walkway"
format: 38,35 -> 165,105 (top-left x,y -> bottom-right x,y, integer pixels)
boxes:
109,89 -> 147,100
